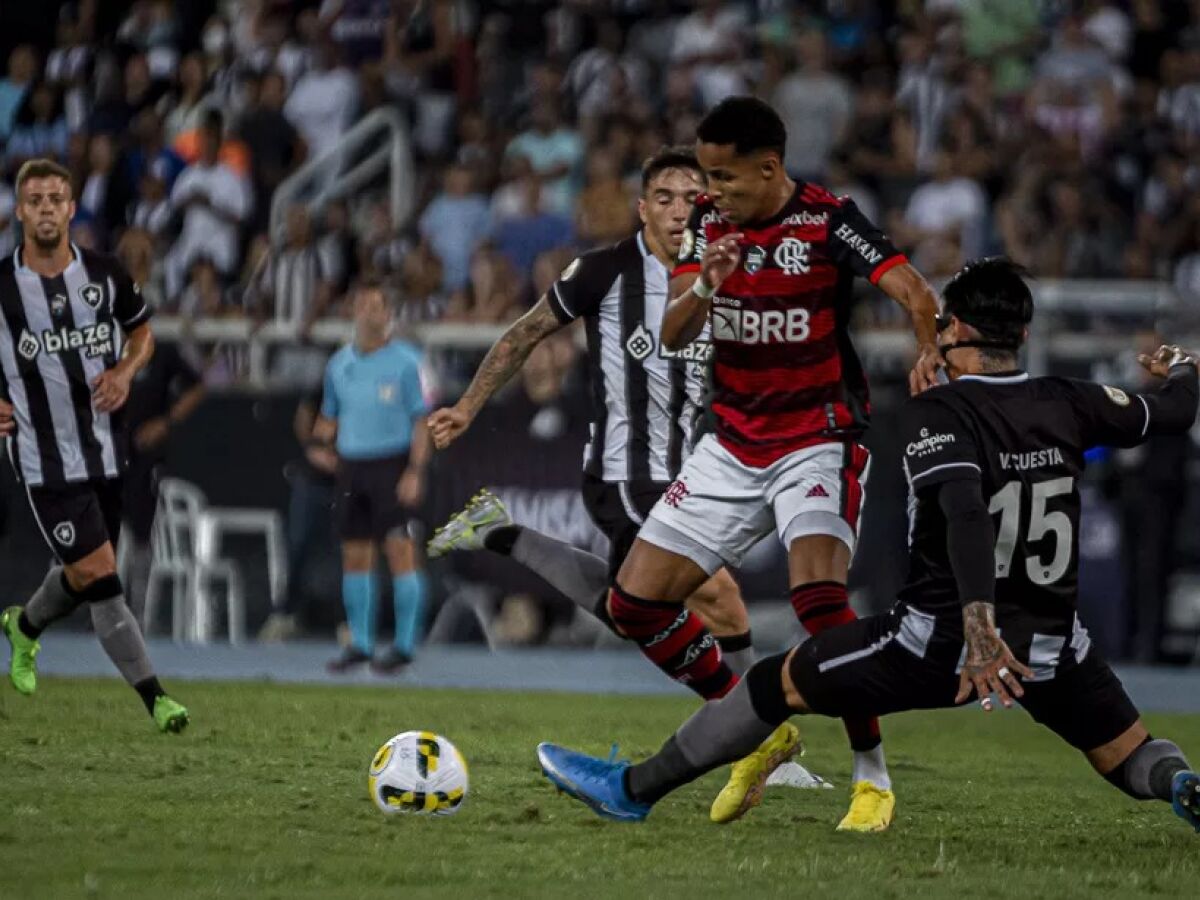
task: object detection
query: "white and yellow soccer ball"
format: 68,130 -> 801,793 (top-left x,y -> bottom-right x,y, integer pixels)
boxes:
368,731 -> 469,816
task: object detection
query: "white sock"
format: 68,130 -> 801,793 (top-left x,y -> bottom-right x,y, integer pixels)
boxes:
851,745 -> 891,790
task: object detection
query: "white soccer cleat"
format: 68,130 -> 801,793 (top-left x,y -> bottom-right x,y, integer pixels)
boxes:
766,760 -> 833,789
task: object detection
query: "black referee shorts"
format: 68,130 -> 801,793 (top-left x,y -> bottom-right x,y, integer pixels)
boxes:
335,454 -> 413,543
26,478 -> 123,564
580,475 -> 666,581
790,608 -> 1139,753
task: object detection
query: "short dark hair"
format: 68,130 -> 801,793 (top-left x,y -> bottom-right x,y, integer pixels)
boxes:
943,257 -> 1034,346
696,96 -> 787,158
201,108 -> 224,133
16,158 -> 73,196
641,146 -> 704,192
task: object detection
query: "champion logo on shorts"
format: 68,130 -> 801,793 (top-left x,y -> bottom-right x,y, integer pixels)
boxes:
663,480 -> 690,509
52,521 -> 76,547
805,484 -> 830,499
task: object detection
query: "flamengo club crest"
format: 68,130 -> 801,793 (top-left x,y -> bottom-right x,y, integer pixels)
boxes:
79,282 -> 103,309
744,245 -> 766,274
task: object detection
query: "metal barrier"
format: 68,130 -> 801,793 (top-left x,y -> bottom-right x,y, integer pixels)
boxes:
268,106 -> 415,244
149,277 -> 1197,384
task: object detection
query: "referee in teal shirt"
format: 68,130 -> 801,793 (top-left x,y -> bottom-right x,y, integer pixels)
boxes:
315,280 -> 430,673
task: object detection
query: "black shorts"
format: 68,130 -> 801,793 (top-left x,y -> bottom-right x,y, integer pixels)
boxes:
581,475 -> 667,581
27,478 -> 123,564
335,454 -> 412,542
791,608 -> 1139,752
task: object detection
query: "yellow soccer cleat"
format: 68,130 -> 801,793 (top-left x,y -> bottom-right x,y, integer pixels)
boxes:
836,780 -> 896,832
709,722 -> 801,824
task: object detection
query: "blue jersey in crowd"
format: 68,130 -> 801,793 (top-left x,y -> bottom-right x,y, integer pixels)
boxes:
322,339 -> 428,460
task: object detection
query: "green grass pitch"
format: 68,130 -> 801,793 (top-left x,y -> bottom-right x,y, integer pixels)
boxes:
2,677 -> 1199,899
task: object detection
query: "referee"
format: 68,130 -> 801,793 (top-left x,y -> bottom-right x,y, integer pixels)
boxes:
0,158 -> 187,731
315,279 -> 430,673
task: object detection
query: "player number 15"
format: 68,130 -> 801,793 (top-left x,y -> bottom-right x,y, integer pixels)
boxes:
988,477 -> 1074,586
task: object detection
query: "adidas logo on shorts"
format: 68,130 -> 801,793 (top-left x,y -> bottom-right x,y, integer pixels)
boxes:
805,484 -> 830,499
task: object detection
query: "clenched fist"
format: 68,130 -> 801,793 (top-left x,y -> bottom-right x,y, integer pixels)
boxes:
428,404 -> 473,450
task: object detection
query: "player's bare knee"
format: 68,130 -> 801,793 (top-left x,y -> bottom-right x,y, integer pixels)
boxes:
383,533 -> 416,574
64,545 -> 118,592
785,531 -> 851,585
781,646 -> 813,713
342,541 -> 374,573
617,538 -> 707,602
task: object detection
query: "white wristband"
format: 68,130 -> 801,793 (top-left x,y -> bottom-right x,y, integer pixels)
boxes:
691,278 -> 715,300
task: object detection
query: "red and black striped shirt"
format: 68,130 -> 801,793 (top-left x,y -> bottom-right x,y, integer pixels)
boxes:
673,182 -> 906,467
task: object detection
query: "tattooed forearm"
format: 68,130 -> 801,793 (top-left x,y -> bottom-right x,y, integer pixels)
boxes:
962,601 -> 1003,668
457,298 -> 563,418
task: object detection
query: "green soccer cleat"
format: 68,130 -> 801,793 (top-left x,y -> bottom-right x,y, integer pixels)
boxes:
153,695 -> 190,734
2,606 -> 39,695
427,489 -> 511,559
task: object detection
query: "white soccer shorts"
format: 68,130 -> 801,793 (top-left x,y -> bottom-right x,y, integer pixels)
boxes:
639,434 -> 871,575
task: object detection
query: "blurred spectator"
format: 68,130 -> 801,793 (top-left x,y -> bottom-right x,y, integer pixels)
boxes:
91,53 -> 162,136
317,199 -> 357,295
164,53 -> 214,143
236,70 -> 306,232
0,45 -> 38,141
574,148 -> 636,247
773,29 -> 854,182
419,162 -> 491,293
385,0 -> 459,158
1034,178 -> 1127,278
447,246 -> 521,323
5,83 -> 69,168
117,228 -> 167,310
565,17 -> 630,123
489,175 -> 574,281
126,109 -> 185,193
166,110 -> 252,297
671,0 -> 748,108
285,40 -> 358,162
961,0 -> 1042,101
255,205 -> 334,330
321,0 -> 392,66
505,100 -> 583,217
395,242 -> 450,325
894,146 -> 987,270
130,172 -> 172,238
1165,47 -> 1200,145
177,257 -> 232,319
896,30 -> 966,173
79,133 -> 133,243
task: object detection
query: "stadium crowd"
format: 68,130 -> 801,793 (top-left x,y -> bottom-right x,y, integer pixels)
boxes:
1,0 -> 1199,387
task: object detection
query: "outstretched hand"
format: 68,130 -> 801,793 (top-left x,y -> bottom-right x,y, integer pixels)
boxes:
1138,344 -> 1198,378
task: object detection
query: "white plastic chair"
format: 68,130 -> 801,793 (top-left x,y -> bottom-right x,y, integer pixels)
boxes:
145,478 -> 248,644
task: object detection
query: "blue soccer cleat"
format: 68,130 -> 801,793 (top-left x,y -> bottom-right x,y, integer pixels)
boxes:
1171,770 -> 1200,833
536,742 -> 652,822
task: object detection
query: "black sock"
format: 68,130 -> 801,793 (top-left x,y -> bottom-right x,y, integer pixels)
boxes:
1149,757 -> 1190,802
482,524 -> 521,555
17,609 -> 43,640
134,676 -> 166,714
625,736 -> 696,805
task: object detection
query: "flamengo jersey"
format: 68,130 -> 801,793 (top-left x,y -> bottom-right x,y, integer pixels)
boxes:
897,371 -> 1195,677
548,231 -> 712,484
674,184 -> 906,467
0,244 -> 152,487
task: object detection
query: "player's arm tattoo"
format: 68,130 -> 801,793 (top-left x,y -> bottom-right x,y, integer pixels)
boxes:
961,601 -> 1003,670
457,297 -> 564,418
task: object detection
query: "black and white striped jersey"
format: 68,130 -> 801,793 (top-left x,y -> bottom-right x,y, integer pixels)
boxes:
548,231 -> 711,484
0,244 -> 152,487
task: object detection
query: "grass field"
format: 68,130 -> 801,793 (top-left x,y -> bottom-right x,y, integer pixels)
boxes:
3,678 -> 1199,900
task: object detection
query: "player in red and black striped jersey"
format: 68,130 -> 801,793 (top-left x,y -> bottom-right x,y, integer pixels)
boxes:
605,98 -> 942,831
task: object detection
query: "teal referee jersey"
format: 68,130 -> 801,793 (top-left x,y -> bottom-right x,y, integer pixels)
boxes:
322,339 -> 427,460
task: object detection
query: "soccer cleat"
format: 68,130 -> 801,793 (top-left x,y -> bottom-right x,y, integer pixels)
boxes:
327,647 -> 372,673
1171,770 -> 1200,833
2,606 -> 39,695
427,489 -> 511,559
371,648 -> 413,675
710,722 -> 801,824
836,781 -> 896,832
153,696 -> 189,734
536,742 -> 651,822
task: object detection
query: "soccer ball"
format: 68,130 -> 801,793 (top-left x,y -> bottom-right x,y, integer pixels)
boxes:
368,731 -> 469,816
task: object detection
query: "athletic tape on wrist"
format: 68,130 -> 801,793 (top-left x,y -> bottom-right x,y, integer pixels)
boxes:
691,279 -> 715,300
